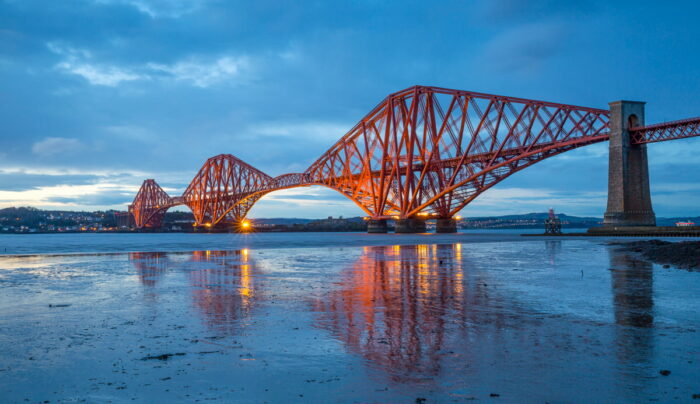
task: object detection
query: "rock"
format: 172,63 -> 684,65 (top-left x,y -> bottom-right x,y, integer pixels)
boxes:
613,240 -> 700,270
140,353 -> 186,361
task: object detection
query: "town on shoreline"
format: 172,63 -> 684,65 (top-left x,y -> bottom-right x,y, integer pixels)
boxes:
5,206 -> 697,234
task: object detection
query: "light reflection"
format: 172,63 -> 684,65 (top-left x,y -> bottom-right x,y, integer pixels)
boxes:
314,243 -> 659,384
313,244 -> 468,382
123,242 -> 658,386
608,248 -> 654,368
129,252 -> 168,287
188,250 -> 258,335
129,249 -> 259,336
545,240 -> 561,265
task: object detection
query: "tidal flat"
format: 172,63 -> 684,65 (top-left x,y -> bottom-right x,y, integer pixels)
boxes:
1,233 -> 699,403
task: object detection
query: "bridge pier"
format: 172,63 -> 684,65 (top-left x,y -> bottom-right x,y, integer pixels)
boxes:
603,101 -> 656,227
435,218 -> 458,233
367,219 -> 388,233
394,218 -> 427,233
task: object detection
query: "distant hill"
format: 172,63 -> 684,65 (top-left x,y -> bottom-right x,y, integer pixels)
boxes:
2,206 -> 698,231
251,218 -> 314,225
460,213 -> 700,229
460,212 -> 602,229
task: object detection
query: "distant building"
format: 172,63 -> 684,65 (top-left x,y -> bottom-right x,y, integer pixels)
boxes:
675,220 -> 696,227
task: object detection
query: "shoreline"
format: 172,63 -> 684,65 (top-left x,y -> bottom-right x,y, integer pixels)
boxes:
611,239 -> 700,270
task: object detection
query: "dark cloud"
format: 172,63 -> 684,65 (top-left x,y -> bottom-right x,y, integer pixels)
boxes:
0,172 -> 100,191
46,193 -> 133,206
474,0 -> 600,23
479,22 -> 570,75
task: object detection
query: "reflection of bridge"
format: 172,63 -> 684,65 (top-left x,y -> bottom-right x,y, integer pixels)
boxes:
129,86 -> 700,232
130,249 -> 258,335
128,244 -> 656,388
312,243 -> 655,385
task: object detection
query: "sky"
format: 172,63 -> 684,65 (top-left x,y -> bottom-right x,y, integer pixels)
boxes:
1,0 -> 700,218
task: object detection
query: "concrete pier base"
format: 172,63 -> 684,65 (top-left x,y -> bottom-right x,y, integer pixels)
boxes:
394,218 -> 427,233
603,101 -> 656,227
367,219 -> 388,233
435,218 -> 457,233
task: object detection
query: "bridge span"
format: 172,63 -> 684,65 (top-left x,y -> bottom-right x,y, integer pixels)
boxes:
128,85 -> 700,233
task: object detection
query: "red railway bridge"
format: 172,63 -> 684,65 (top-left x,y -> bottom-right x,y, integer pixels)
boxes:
129,85 -> 700,233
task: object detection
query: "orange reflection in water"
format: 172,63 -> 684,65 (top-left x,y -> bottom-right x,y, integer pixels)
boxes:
314,244 -> 468,382
129,249 -> 259,336
188,249 -> 258,335
129,252 -> 168,286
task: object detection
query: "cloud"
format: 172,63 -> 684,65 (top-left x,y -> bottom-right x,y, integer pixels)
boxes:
1,0 -> 700,218
262,187 -> 349,202
56,61 -> 145,86
49,41 -> 249,87
247,121 -> 351,142
463,187 -> 607,217
147,56 -> 249,87
652,182 -> 700,193
481,22 -> 569,75
48,41 -> 143,86
92,0 -> 208,18
104,125 -> 158,143
46,193 -> 134,206
249,186 -> 363,218
0,172 -> 100,191
32,137 -> 85,156
475,0 -> 595,23
0,182 -> 139,210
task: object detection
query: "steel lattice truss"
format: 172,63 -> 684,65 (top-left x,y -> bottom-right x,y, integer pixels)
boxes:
182,154 -> 273,225
129,85 -> 700,228
129,179 -> 172,228
305,86 -> 611,218
630,116 -> 700,144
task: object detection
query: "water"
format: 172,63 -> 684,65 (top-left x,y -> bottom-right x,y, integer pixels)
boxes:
0,229 -> 587,256
0,233 -> 699,402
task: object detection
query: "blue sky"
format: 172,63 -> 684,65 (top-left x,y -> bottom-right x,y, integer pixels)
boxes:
1,0 -> 700,218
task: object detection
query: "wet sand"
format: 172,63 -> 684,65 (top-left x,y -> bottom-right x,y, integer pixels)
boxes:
1,236 -> 699,402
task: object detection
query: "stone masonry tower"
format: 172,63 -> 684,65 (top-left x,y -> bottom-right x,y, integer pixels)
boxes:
603,101 -> 656,226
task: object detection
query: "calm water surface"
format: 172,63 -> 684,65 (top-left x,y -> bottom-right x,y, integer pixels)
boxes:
0,233 -> 699,403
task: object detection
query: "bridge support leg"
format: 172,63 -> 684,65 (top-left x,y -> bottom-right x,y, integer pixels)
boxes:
367,219 -> 388,233
394,218 -> 427,233
435,218 -> 457,233
603,101 -> 656,227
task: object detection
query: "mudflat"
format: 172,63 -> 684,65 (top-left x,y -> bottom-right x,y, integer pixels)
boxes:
1,234 -> 699,402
